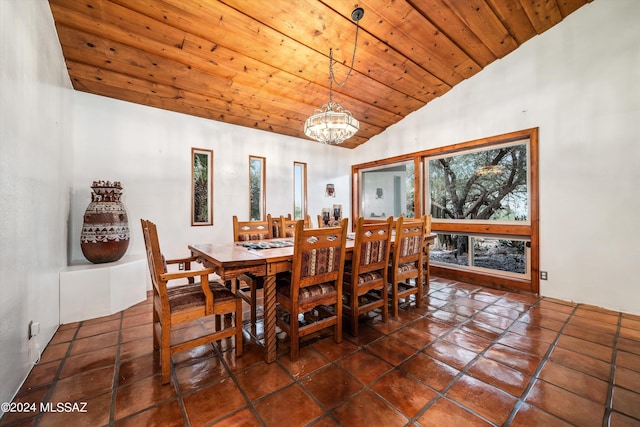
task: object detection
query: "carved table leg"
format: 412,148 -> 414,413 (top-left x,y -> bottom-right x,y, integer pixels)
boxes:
263,273 -> 277,363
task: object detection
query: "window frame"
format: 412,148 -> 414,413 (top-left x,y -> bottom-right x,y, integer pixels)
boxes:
357,159 -> 416,220
249,155 -> 266,221
352,128 -> 539,293
293,161 -> 307,221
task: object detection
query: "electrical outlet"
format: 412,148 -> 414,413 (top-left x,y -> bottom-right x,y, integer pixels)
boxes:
540,271 -> 548,280
179,263 -> 185,271
28,321 -> 40,339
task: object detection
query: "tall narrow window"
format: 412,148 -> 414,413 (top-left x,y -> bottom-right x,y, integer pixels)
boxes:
249,156 -> 265,221
293,162 -> 307,220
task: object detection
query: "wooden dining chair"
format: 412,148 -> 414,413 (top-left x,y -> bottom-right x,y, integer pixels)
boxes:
268,214 -> 291,238
362,218 -> 389,224
279,215 -> 299,238
232,216 -> 272,327
140,219 -> 243,384
343,216 -> 393,336
270,215 -> 311,237
388,215 -> 427,317
276,218 -> 348,361
303,214 -> 313,229
233,215 -> 272,241
317,214 -> 342,228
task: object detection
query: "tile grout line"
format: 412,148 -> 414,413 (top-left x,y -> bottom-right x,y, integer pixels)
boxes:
243,335 -> 347,425
276,354 -> 346,425
171,315 -> 217,427
9,281 -> 638,427
104,304 -> 179,426
199,316 -> 266,426
601,311 -> 623,427
31,320 -> 83,426
405,284 -> 544,425
502,303 -> 580,426
108,311 -> 124,426
335,287 -> 459,426
111,310 -> 198,426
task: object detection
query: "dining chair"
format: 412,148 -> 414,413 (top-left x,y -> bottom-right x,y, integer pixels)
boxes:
233,215 -> 272,241
304,214 -> 313,229
362,217 -> 389,224
268,214 -> 291,238
232,216 -> 272,327
270,215 -> 311,238
276,218 -> 348,361
388,215 -> 427,317
343,216 -> 393,336
279,215 -> 299,237
140,219 -> 243,384
317,214 -> 342,228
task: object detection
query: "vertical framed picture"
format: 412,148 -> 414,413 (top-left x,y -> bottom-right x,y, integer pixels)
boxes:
191,148 -> 213,226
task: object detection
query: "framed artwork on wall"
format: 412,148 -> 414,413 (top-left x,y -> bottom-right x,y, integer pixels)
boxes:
191,147 -> 213,226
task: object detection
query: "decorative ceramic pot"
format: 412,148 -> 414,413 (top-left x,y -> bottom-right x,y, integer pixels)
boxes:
80,180 -> 130,263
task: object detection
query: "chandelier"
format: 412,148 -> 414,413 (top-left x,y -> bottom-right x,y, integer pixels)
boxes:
304,6 -> 364,145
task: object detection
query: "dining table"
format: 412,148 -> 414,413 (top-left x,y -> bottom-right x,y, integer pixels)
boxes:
189,233 -> 435,363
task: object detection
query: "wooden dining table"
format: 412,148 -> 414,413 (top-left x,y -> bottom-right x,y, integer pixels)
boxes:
189,234 -> 435,363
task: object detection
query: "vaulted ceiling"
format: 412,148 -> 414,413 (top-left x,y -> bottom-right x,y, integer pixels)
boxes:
49,0 -> 593,149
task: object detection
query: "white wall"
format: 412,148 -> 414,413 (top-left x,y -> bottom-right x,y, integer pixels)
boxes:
0,1 -> 73,407
70,94 -> 353,264
1,0 -> 637,413
355,0 -> 640,314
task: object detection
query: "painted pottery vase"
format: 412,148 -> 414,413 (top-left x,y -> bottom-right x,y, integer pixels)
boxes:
80,181 -> 130,263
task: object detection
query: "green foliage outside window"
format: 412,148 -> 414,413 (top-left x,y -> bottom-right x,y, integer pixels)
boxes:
429,143 -> 528,221
249,157 -> 264,221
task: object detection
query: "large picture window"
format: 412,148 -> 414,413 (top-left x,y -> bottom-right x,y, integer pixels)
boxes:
428,141 -> 529,222
352,128 -> 539,293
425,138 -> 532,282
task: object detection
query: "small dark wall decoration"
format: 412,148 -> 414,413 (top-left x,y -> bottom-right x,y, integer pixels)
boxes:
326,183 -> 335,197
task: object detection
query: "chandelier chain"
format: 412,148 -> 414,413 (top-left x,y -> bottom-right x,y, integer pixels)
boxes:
329,16 -> 361,88
303,5 -> 363,144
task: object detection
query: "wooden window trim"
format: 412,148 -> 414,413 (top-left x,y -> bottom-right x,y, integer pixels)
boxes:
293,161 -> 308,220
249,155 -> 266,221
352,128 -> 539,293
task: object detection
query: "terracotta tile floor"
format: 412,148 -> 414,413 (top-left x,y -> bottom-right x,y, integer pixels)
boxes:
2,277 -> 640,426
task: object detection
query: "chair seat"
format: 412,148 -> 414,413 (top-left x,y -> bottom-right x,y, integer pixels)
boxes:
391,262 -> 418,275
168,281 -> 236,312
343,270 -> 384,293
277,281 -> 337,306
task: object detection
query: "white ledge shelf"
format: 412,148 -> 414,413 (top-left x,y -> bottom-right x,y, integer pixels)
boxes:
60,254 -> 147,324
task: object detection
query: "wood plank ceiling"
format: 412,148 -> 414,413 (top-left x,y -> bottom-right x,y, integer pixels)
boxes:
49,0 -> 593,149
